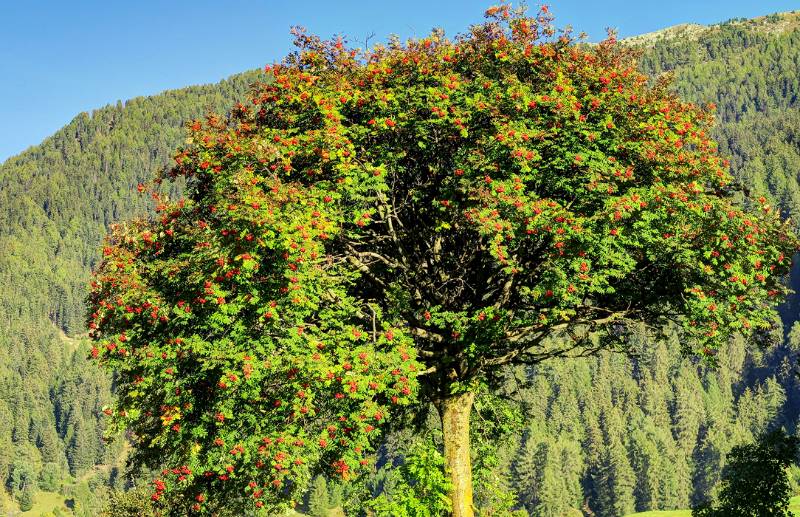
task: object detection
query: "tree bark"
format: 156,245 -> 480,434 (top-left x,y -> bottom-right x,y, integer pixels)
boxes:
440,390 -> 476,517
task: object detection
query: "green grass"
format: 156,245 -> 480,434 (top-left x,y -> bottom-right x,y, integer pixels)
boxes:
626,496 -> 800,517
790,495 -> 800,515
11,492 -> 800,517
19,490 -> 70,516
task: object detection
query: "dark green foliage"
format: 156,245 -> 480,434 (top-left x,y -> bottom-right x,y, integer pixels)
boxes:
500,335 -> 790,516
693,428 -> 799,517
18,485 -> 34,511
306,476 -> 332,517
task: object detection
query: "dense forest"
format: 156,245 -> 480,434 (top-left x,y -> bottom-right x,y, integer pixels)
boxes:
1,10 -> 800,516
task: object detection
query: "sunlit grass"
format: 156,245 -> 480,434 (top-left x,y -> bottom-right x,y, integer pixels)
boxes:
19,490 -> 70,516
627,496 -> 800,517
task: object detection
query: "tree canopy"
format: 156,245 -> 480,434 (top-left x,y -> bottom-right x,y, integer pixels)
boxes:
693,428 -> 800,517
88,5 -> 799,515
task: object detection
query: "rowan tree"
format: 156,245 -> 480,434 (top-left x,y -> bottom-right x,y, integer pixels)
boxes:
88,4 -> 799,515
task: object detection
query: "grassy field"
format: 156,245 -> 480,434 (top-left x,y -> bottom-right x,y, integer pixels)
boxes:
626,496 -> 800,517
18,490 -> 70,516
11,490 -> 310,516
11,492 -> 800,516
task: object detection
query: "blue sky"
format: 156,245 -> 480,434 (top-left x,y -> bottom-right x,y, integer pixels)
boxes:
1,0 -> 798,163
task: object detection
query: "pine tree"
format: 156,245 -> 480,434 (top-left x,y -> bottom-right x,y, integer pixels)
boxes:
307,476 -> 331,517
602,408 -> 637,516
18,485 -> 34,512
67,417 -> 95,476
540,438 -> 583,516
511,422 -> 548,513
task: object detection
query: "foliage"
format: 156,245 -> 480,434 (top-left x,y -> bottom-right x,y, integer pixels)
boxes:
368,437 -> 452,517
88,4 -> 798,514
18,485 -> 34,511
306,475 -> 331,517
38,463 -> 63,492
692,428 -> 800,517
470,384 -> 523,514
100,485 -> 158,516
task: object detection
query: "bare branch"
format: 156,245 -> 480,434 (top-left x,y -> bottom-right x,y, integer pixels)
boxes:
492,276 -> 515,309
408,326 -> 445,343
347,247 -> 405,270
369,304 -> 377,343
346,255 -> 386,288
416,365 -> 437,376
504,309 -> 633,345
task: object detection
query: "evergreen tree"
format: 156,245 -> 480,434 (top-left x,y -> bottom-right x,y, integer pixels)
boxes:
67,417 -> 95,476
601,409 -> 637,516
18,484 -> 34,512
307,476 -> 331,517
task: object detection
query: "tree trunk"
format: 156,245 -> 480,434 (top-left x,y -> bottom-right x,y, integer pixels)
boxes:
440,390 -> 475,517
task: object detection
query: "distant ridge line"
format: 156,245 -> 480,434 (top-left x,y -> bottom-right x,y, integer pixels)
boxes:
622,10 -> 800,46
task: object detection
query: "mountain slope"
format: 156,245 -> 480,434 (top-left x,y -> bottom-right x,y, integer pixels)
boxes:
635,13 -> 800,325
624,10 -> 800,46
0,70 -> 260,512
0,70 -> 260,333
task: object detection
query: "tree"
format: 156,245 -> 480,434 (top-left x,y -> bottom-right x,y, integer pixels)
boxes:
38,462 -> 63,492
88,4 -> 799,515
100,486 -> 159,517
18,485 -> 34,512
306,475 -> 331,517
9,457 -> 36,502
66,416 -> 95,476
693,428 -> 800,517
598,408 -> 636,516
368,439 -> 452,517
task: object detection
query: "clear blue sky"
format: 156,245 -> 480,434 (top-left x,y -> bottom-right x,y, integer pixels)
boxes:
1,0 -> 798,163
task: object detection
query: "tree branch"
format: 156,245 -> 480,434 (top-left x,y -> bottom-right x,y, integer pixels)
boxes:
408,326 -> 445,343
416,365 -> 437,376
346,255 -> 386,288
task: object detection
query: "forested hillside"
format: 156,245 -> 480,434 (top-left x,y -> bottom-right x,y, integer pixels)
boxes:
2,10 -> 800,516
0,72 -> 259,514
